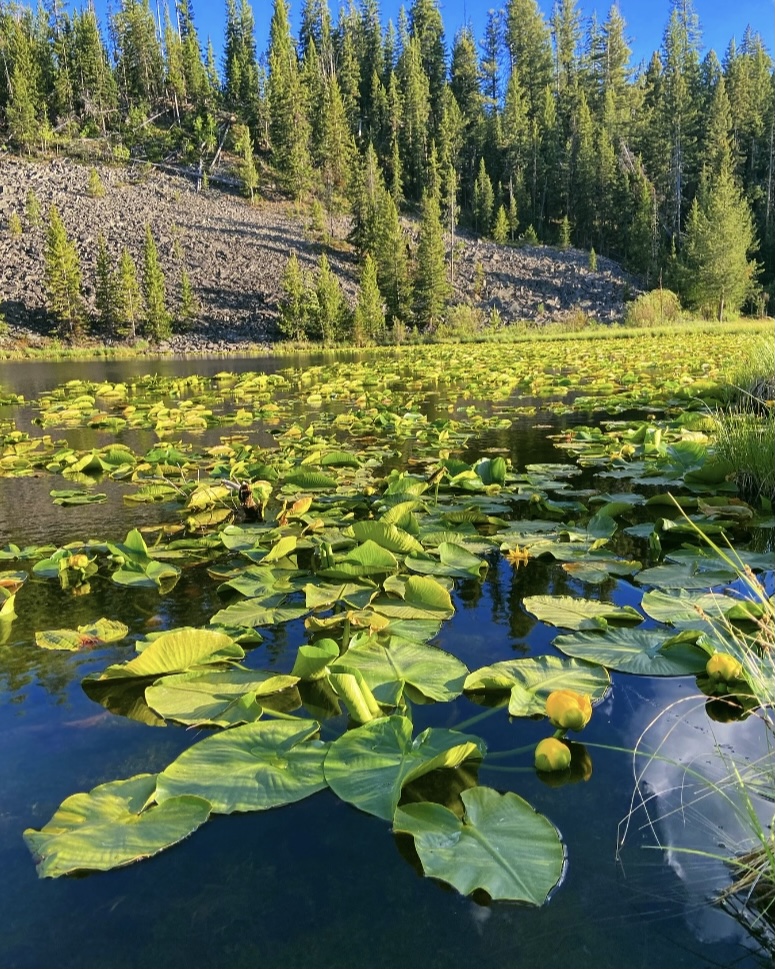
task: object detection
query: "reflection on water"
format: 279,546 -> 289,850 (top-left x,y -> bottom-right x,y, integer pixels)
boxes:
0,355 -> 771,969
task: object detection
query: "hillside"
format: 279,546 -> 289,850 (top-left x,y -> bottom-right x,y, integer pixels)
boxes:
0,156 -> 641,350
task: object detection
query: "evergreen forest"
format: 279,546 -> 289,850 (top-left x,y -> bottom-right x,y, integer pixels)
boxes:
0,0 -> 773,330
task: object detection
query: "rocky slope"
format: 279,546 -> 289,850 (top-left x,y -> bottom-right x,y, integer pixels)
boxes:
0,155 -> 641,350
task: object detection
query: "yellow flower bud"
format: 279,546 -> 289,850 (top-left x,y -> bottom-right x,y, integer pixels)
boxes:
545,689 -> 593,731
66,554 -> 90,570
706,653 -> 744,683
535,737 -> 571,772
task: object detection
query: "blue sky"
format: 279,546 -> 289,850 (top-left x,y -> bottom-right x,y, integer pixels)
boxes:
102,0 -> 773,72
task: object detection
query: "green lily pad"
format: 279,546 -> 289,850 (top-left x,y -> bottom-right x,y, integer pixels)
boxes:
85,628 -> 244,683
523,595 -> 643,630
406,542 -> 488,579
327,665 -> 385,722
24,774 -> 210,878
464,655 -> 610,715
331,635 -> 469,706
318,540 -> 399,579
50,489 -> 108,506
156,719 -> 327,813
640,589 -> 752,624
393,786 -> 563,903
35,618 -> 129,651
350,521 -> 424,554
324,715 -> 484,820
145,668 -> 298,727
369,575 -> 455,621
553,628 -> 708,675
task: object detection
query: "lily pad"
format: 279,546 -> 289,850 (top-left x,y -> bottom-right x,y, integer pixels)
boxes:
324,715 -> 484,820
24,774 -> 210,878
369,575 -> 455,621
85,628 -> 244,683
553,628 -> 708,676
156,719 -> 327,813
35,618 -> 129,651
406,542 -> 488,579
523,596 -> 643,630
331,635 -> 469,706
145,668 -> 298,727
393,786 -> 563,904
464,655 -> 610,716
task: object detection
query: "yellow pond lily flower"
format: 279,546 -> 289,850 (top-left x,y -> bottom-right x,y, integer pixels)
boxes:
545,689 -> 592,731
534,737 -> 572,772
706,652 -> 744,683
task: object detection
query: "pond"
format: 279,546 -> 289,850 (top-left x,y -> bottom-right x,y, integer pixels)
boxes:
0,340 -> 772,969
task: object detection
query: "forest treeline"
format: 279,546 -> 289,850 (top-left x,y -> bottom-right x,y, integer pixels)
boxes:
0,0 -> 773,329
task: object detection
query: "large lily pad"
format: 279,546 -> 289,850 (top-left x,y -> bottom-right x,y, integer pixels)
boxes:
406,542 -> 488,579
156,719 -> 327,813
350,521 -> 424,554
84,628 -> 244,683
523,595 -> 643,630
145,668 -> 298,727
332,635 -> 469,706
24,774 -> 210,878
393,786 -> 563,903
324,715 -> 484,820
553,628 -> 708,676
464,655 -> 610,716
369,575 -> 455,621
35,618 -> 129,652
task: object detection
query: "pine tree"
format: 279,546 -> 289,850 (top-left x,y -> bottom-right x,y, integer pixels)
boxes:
44,206 -> 85,338
504,0 -> 553,118
315,254 -> 348,343
413,188 -> 451,328
398,36 -> 431,200
626,167 -> 657,281
87,168 -> 105,198
493,205 -> 510,244
7,211 -> 22,239
374,190 -> 411,322
278,252 -> 309,340
178,270 -> 199,328
234,124 -> 259,201
115,248 -> 142,341
6,55 -> 40,151
94,233 -> 118,333
353,253 -> 385,344
25,190 -> 42,227
142,225 -> 171,341
680,165 -> 758,321
472,158 -> 494,235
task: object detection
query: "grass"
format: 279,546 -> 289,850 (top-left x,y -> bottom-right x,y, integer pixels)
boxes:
713,409 -> 775,503
617,518 -> 775,948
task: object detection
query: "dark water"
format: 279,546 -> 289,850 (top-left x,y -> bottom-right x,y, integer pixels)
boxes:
0,355 -> 771,969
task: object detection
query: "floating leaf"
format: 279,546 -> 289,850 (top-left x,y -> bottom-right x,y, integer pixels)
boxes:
85,628 -> 244,682
50,489 -> 108,506
393,786 -> 563,903
145,668 -> 298,727
553,628 -> 707,676
522,596 -> 643,630
318,540 -> 398,579
332,635 -> 469,706
35,618 -> 129,652
291,639 -> 341,680
350,521 -> 424,554
464,655 -> 609,716
156,720 -> 327,813
24,774 -> 210,878
369,575 -> 455,621
327,666 -> 384,722
324,715 -> 484,820
406,542 -> 488,579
